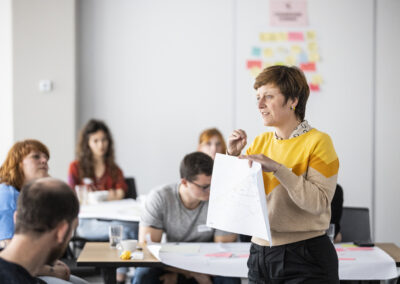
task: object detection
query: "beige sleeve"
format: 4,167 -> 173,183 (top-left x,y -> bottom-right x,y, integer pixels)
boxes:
274,164 -> 338,215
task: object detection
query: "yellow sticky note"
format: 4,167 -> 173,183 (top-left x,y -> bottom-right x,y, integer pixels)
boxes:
308,42 -> 319,52
263,62 -> 273,68
285,55 -> 296,65
263,48 -> 274,58
274,61 -> 285,66
276,46 -> 288,55
309,52 -> 320,62
341,244 -> 357,248
306,31 -> 316,40
291,45 -> 302,55
311,74 -> 323,85
250,67 -> 261,77
276,32 -> 288,41
260,32 -> 276,42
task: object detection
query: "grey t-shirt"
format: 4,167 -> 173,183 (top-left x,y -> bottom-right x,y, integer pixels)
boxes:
141,182 -> 227,242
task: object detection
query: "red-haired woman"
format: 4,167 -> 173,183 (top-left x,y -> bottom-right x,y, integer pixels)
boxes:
0,140 -> 87,284
197,128 -> 227,160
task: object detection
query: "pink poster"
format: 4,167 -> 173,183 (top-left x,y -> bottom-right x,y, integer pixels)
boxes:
270,0 -> 308,27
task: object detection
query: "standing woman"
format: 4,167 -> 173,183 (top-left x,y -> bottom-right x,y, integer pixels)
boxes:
227,66 -> 339,283
197,128 -> 227,160
0,140 -> 87,284
68,119 -> 127,200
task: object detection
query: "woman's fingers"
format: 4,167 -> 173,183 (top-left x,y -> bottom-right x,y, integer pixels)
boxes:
233,129 -> 247,139
239,154 -> 280,172
239,154 -> 266,167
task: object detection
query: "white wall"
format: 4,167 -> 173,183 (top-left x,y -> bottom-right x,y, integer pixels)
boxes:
77,0 -> 400,243
78,0 -> 235,190
0,0 -> 13,163
375,0 -> 400,243
12,0 -> 76,180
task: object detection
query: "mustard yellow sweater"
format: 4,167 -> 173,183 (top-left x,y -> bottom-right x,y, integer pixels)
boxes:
246,128 -> 339,246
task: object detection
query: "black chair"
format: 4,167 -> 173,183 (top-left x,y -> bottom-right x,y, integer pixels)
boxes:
340,207 -> 371,242
124,177 -> 137,199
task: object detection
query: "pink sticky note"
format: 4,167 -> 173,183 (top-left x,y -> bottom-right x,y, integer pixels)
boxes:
339,258 -> 356,261
335,248 -> 345,252
205,252 -> 233,258
347,247 -> 374,251
288,32 -> 304,41
309,83 -> 320,92
247,60 -> 262,69
300,62 -> 316,71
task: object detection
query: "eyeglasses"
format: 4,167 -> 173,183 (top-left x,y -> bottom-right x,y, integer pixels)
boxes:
189,181 -> 211,191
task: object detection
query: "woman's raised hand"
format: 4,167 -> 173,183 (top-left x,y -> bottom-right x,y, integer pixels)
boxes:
227,129 -> 247,156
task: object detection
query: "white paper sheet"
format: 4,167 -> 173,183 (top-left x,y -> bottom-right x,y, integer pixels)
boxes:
207,154 -> 271,242
148,242 -> 250,277
78,199 -> 143,222
336,243 -> 398,280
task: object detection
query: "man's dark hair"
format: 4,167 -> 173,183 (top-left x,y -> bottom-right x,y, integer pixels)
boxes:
15,178 -> 79,235
179,152 -> 213,182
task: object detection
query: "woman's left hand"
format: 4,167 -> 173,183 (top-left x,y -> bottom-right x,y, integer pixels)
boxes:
239,154 -> 281,173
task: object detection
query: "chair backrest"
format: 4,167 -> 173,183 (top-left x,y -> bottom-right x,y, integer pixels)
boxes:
340,206 -> 371,242
124,177 -> 137,199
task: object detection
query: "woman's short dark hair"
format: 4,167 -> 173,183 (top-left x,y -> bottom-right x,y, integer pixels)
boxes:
254,65 -> 310,121
179,152 -> 213,182
76,119 -> 118,181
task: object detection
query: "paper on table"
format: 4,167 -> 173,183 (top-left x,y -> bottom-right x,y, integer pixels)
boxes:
160,244 -> 200,253
335,243 -> 398,280
149,242 -> 250,278
207,154 -> 271,242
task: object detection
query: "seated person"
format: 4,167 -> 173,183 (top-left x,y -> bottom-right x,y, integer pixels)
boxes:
197,128 -> 251,243
0,139 -> 86,284
0,178 -> 80,284
133,152 -> 240,284
197,128 -> 227,160
68,119 -> 128,201
331,184 -> 344,243
68,119 -> 137,283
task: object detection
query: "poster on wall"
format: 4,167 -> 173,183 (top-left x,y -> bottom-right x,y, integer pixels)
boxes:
246,0 -> 323,93
270,0 -> 308,27
245,29 -> 322,92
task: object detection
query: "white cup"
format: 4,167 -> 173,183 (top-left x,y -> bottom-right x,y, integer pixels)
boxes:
75,185 -> 88,205
117,239 -> 138,252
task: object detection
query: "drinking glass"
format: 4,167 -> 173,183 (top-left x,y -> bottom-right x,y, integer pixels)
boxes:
109,224 -> 123,248
326,223 -> 335,243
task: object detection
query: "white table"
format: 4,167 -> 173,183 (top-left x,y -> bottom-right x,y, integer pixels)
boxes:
147,242 -> 399,280
78,198 -> 143,222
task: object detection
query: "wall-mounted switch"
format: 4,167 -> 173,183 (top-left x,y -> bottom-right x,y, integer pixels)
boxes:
38,80 -> 53,92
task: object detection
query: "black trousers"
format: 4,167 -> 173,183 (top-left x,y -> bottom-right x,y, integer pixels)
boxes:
247,234 -> 339,284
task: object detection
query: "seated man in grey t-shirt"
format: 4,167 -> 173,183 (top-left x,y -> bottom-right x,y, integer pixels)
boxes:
133,152 -> 239,284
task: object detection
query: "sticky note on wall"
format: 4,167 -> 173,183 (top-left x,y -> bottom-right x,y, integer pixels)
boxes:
252,47 -> 262,57
247,60 -> 262,69
288,32 -> 304,41
300,62 -> 316,71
